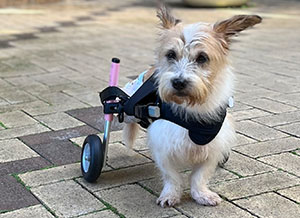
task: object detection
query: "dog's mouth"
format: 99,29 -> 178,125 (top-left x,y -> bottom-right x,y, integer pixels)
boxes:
174,90 -> 188,97
164,90 -> 193,105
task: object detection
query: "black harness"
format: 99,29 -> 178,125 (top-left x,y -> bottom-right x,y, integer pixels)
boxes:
100,74 -> 227,145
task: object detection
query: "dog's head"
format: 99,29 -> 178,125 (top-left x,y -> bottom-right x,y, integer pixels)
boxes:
155,5 -> 261,109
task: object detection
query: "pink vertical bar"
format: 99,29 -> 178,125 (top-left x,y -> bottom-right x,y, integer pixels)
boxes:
105,58 -> 120,121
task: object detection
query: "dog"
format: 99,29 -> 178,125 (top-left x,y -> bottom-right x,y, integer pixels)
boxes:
123,5 -> 261,207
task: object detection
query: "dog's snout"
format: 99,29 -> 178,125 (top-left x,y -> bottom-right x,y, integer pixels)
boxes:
172,78 -> 188,91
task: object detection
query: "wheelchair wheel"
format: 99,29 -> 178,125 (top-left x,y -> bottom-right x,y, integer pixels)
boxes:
81,134 -> 105,183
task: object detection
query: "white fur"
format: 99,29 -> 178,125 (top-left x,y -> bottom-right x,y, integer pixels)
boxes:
147,109 -> 235,207
123,64 -> 236,206
122,14 -> 242,208
183,23 -> 210,45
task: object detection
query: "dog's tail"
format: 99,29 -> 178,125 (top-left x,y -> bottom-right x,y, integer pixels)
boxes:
123,123 -> 140,149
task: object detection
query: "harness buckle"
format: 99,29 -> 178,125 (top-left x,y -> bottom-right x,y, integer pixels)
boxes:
148,105 -> 160,118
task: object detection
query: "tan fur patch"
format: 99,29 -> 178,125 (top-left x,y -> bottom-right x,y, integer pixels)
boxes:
157,4 -> 181,29
143,66 -> 156,82
214,15 -> 262,42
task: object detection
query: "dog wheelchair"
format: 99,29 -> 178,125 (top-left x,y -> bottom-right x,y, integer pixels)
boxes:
81,58 -> 227,183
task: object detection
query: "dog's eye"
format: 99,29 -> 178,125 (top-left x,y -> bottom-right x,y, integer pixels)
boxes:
196,52 -> 209,65
166,50 -> 177,61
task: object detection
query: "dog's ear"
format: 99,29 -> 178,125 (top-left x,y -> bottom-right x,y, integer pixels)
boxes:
157,4 -> 181,29
213,15 -> 262,42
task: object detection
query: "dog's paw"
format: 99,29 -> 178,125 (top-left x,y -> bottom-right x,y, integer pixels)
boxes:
156,193 -> 180,208
191,190 -> 222,206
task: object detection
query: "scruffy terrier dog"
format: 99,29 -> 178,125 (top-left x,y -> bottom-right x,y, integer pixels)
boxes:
123,5 -> 261,207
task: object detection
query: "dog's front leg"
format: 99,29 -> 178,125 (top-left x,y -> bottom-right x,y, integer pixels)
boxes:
155,155 -> 183,207
190,159 -> 221,206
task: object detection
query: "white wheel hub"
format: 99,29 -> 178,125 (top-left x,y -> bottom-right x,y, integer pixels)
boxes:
82,143 -> 91,173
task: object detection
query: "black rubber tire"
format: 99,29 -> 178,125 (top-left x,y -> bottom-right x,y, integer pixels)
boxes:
81,134 -> 105,183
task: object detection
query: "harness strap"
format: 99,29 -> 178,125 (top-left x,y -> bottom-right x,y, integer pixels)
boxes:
100,86 -> 129,104
100,74 -> 227,145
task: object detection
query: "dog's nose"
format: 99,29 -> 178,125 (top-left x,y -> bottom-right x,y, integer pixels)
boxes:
172,78 -> 188,91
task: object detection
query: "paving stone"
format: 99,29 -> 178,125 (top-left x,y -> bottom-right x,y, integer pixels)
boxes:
275,122 -> 300,137
140,172 -> 189,196
77,163 -> 159,191
0,123 -> 50,140
0,90 -> 37,104
0,100 -> 49,114
211,171 -> 300,200
253,110 -> 300,127
0,111 -> 37,128
235,88 -> 279,101
19,163 -> 81,188
0,139 -> 39,163
229,101 -> 253,112
35,112 -> 85,131
0,98 -> 9,107
0,175 -> 39,211
96,184 -> 179,218
63,90 -> 100,107
70,135 -> 98,147
57,134 -> 146,169
271,93 -> 300,108
140,167 -> 238,196
132,137 -> 148,151
24,105 -> 74,116
259,153 -> 300,176
235,133 -> 257,147
0,205 -> 54,218
169,215 -> 189,218
224,152 -> 275,177
254,76 -> 300,94
69,129 -> 146,147
234,137 -> 300,158
78,210 -> 119,218
25,92 -> 88,114
234,192 -> 300,218
66,106 -> 123,132
64,75 -> 108,90
178,195 -> 254,218
31,180 -> 105,217
29,72 -> 73,86
0,157 -> 50,176
240,98 -> 297,114
0,79 -> 12,91
236,120 -> 288,141
108,130 -> 123,143
4,76 -> 45,89
106,142 -> 151,169
20,125 -> 98,146
28,140 -> 81,166
277,185 -> 300,203
138,149 -> 152,159
231,108 -> 271,121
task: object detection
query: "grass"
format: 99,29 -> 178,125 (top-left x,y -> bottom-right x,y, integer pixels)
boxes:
70,140 -> 81,148
97,198 -> 126,218
290,150 -> 299,156
37,121 -> 52,130
0,210 -> 9,214
0,121 -> 7,129
138,182 -> 158,196
39,165 -> 56,170
11,173 -> 31,191
223,168 -> 243,178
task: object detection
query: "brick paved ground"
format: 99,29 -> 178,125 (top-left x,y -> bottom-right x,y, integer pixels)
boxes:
0,0 -> 299,217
